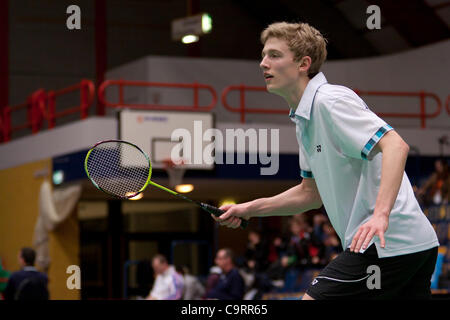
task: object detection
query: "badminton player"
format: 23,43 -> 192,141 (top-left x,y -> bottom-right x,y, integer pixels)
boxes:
215,22 -> 439,299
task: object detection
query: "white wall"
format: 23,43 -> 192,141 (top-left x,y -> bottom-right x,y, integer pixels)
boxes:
0,117 -> 116,170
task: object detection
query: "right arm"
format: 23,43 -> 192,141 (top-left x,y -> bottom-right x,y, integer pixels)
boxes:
215,178 -> 322,228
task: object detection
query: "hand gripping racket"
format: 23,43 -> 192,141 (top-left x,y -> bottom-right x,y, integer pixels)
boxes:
84,140 -> 248,229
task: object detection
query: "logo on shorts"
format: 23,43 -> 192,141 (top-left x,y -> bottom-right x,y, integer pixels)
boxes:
311,278 -> 318,286
316,145 -> 322,153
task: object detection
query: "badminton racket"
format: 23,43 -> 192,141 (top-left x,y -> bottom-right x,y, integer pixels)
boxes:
84,140 -> 248,229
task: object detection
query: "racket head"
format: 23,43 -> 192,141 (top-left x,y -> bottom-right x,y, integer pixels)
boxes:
84,140 -> 152,199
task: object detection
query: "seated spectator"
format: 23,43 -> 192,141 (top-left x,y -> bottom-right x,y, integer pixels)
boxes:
4,247 -> 49,300
0,259 -> 11,300
146,254 -> 184,300
417,158 -> 449,206
206,248 -> 245,300
244,229 -> 269,273
284,213 -> 323,269
203,265 -> 222,298
267,234 -> 288,265
321,222 -> 342,264
175,265 -> 205,300
313,212 -> 328,242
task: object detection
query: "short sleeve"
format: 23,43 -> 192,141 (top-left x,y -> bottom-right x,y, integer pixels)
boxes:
326,93 -> 393,160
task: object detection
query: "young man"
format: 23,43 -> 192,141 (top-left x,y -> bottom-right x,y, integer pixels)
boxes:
215,22 -> 439,300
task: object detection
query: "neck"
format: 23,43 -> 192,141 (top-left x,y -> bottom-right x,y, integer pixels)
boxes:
222,265 -> 233,274
282,76 -> 310,109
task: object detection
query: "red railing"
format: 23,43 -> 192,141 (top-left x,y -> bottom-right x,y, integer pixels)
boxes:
446,95 -> 450,116
221,85 -> 287,123
222,85 -> 444,127
353,89 -> 442,129
98,80 -> 217,111
1,89 -> 46,142
1,79 -> 449,144
45,79 -> 95,129
0,80 -> 95,142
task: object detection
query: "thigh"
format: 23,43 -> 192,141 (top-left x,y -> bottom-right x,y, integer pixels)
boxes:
305,244 -> 385,300
397,247 -> 438,300
305,245 -> 438,300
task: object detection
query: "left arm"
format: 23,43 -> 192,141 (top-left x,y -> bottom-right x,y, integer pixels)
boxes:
350,130 -> 410,252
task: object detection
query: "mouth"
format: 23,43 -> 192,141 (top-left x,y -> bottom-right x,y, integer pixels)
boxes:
264,73 -> 274,81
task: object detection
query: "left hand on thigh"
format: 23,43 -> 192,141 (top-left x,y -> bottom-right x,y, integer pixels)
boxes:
350,215 -> 388,253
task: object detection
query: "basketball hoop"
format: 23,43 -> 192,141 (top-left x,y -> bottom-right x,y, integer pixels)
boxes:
162,158 -> 187,189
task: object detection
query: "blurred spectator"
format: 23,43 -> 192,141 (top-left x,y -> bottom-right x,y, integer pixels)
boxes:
206,248 -> 245,300
284,214 -> 323,269
321,222 -> 342,264
244,229 -> 269,273
417,158 -> 450,206
313,212 -> 328,242
4,247 -> 49,300
175,265 -> 205,300
203,265 -> 222,298
267,234 -> 288,265
146,254 -> 184,300
0,258 -> 11,300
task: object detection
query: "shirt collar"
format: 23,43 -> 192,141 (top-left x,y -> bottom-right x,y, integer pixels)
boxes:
23,266 -> 38,272
162,265 -> 174,277
289,72 -> 327,121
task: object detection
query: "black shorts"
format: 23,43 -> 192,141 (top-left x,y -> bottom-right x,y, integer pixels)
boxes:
305,244 -> 438,300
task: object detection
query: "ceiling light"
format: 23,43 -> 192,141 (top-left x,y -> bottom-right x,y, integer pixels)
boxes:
182,35 -> 199,44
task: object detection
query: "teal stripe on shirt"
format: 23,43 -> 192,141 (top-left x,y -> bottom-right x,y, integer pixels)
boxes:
301,170 -> 314,178
361,124 -> 393,160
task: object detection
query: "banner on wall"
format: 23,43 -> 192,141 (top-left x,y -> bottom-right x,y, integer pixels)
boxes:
33,180 -> 82,272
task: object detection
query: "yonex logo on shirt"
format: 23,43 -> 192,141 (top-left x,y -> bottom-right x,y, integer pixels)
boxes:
316,145 -> 322,153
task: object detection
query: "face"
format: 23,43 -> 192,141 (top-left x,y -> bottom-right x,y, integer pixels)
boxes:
18,252 -> 25,267
248,231 -> 260,244
152,258 -> 166,275
214,250 -> 230,270
435,160 -> 443,173
260,37 -> 302,95
290,220 -> 302,235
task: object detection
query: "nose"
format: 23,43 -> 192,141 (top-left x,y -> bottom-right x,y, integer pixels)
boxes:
260,56 -> 269,70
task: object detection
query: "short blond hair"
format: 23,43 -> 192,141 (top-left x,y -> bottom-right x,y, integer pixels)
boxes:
261,22 -> 327,77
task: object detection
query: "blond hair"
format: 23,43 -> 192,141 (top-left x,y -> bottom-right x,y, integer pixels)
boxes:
261,22 -> 327,77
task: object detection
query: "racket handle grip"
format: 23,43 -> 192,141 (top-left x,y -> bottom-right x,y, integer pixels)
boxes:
201,203 -> 249,229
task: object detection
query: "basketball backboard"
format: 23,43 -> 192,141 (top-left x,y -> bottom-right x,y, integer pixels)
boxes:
119,110 -> 214,170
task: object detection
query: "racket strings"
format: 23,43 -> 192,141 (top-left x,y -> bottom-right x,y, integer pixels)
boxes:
87,142 -> 150,198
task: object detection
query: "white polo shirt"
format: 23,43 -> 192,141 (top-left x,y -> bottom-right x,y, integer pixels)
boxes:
290,72 -> 439,258
150,265 -> 184,300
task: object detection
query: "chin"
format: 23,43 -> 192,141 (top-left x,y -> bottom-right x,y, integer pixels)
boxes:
266,84 -> 276,93
266,85 -> 280,95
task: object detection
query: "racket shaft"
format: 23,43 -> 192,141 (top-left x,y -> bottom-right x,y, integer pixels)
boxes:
147,180 -> 248,229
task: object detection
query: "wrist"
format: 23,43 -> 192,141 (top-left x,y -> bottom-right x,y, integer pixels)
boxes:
246,198 -> 268,218
373,208 -> 390,218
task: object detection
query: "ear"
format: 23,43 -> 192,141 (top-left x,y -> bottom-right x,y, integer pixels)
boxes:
298,56 -> 312,74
